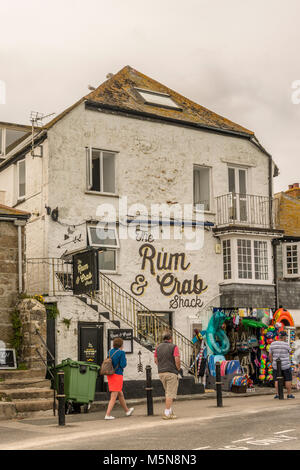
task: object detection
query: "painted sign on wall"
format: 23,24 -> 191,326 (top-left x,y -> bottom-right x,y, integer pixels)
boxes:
130,243 -> 207,309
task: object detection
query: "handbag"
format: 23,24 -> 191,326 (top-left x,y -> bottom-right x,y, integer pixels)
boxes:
100,350 -> 118,376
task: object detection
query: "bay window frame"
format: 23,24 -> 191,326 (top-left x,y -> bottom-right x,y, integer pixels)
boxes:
283,242 -> 300,278
221,236 -> 272,284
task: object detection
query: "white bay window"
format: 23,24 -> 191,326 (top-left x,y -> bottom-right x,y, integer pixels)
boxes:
222,237 -> 271,283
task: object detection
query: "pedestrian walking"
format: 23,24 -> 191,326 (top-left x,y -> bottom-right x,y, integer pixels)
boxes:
154,331 -> 181,420
104,337 -> 134,420
269,330 -> 295,399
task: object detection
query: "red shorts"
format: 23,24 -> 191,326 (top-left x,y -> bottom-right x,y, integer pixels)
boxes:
107,374 -> 123,392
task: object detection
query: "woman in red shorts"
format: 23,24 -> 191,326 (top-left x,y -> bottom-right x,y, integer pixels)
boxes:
104,337 -> 134,420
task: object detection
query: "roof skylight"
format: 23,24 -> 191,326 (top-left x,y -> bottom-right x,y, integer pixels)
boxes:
135,88 -> 181,110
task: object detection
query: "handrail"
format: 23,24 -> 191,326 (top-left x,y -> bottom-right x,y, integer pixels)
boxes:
26,257 -> 199,377
215,192 -> 278,228
95,271 -> 196,370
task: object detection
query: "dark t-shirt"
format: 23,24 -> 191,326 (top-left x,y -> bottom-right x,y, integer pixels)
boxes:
155,342 -> 179,375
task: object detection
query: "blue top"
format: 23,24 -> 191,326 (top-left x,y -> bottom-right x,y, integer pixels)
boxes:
108,348 -> 127,376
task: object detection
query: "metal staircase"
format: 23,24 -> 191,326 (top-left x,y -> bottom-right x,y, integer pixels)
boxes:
94,272 -> 196,370
26,258 -> 197,372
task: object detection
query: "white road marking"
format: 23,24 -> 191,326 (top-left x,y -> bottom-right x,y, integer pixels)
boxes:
193,446 -> 211,450
274,429 -> 296,434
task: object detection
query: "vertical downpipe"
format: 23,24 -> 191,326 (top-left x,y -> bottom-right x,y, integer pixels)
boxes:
18,225 -> 22,293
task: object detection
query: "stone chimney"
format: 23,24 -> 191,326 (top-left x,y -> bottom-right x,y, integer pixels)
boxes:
286,183 -> 300,199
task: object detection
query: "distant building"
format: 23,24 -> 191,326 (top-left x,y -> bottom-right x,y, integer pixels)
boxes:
274,183 -> 300,329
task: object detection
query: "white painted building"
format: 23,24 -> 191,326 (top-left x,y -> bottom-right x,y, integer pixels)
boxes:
0,66 -> 283,397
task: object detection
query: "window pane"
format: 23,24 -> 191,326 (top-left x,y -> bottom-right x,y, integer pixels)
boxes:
223,240 -> 232,280
286,244 -> 298,275
6,129 -> 27,153
254,241 -> 268,280
89,226 -> 117,246
193,167 -> 210,211
91,150 -> 101,191
239,170 -> 247,195
237,239 -> 252,279
136,89 -> 180,109
228,168 -> 235,193
103,152 -> 115,193
18,160 -> 25,198
98,249 -> 116,271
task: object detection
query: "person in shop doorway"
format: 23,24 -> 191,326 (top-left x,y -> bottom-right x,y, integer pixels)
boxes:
104,337 -> 134,420
154,331 -> 181,420
269,330 -> 295,399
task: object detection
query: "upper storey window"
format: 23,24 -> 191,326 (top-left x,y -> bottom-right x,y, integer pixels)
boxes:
86,148 -> 116,194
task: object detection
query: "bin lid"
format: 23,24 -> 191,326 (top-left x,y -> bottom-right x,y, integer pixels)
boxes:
54,358 -> 100,370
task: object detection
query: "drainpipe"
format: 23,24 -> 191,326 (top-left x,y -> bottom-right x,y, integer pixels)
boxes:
13,220 -> 26,293
272,239 -> 280,310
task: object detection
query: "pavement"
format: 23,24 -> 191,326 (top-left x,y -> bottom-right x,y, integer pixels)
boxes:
0,390 -> 300,451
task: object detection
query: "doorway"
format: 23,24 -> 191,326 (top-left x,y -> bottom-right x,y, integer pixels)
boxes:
228,166 -> 248,222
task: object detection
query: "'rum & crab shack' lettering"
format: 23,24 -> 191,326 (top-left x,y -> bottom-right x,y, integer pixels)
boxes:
139,243 -> 190,275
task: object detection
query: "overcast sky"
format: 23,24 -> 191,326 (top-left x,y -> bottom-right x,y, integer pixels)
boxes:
1,0 -> 299,192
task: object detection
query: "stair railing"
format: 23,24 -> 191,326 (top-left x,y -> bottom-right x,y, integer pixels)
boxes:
94,271 -> 197,372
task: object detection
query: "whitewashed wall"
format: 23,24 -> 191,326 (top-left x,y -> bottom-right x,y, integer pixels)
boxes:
0,101 -> 273,368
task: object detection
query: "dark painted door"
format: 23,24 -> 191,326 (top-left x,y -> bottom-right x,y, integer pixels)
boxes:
78,323 -> 104,395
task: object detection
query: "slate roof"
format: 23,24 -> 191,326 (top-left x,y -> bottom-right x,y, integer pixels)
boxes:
46,65 -> 254,136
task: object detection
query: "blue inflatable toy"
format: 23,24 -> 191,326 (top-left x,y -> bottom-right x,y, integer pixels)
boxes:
205,310 -> 230,355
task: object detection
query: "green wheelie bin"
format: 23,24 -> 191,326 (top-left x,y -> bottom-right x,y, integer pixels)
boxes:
51,358 -> 100,413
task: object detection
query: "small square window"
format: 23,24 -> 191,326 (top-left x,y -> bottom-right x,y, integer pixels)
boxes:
87,225 -> 119,249
98,249 -> 116,272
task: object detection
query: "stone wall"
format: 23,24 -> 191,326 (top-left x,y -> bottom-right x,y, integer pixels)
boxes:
17,298 -> 47,369
0,221 -> 23,347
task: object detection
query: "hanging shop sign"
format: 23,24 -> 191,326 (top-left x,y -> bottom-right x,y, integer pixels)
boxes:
130,243 -> 207,309
0,349 -> 17,369
73,249 -> 99,295
108,329 -> 133,354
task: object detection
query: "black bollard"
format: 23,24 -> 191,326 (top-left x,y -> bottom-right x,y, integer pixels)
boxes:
57,370 -> 66,426
276,358 -> 284,400
215,362 -> 223,407
145,365 -> 154,416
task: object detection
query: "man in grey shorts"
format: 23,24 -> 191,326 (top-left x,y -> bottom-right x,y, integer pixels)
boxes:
269,330 -> 295,399
154,331 -> 181,419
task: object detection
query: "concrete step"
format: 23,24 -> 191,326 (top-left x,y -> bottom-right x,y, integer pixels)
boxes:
0,398 -> 54,420
0,378 -> 51,390
0,387 -> 53,400
14,398 -> 54,413
0,369 -> 46,381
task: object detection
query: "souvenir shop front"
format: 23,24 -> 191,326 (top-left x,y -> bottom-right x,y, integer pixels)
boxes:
192,307 -> 297,393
